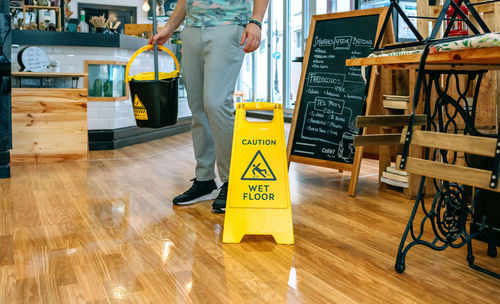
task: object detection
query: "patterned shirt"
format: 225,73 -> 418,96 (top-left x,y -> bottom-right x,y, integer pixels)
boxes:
185,0 -> 252,27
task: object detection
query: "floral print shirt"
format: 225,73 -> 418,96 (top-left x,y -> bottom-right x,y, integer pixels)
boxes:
185,0 -> 252,27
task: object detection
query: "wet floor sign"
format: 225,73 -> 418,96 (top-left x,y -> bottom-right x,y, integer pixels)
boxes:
223,102 -> 294,244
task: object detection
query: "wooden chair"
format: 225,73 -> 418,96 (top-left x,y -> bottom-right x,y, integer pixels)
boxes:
395,129 -> 500,278
354,114 -> 427,146
396,130 -> 500,193
354,114 -> 428,196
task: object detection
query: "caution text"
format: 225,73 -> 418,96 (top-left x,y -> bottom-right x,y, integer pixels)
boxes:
242,139 -> 277,146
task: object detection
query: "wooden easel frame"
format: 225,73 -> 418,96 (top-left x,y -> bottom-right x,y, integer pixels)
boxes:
287,7 -> 392,197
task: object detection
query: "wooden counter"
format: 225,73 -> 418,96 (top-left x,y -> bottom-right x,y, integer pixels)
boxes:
347,46 -> 500,129
346,47 -> 500,68
11,88 -> 88,163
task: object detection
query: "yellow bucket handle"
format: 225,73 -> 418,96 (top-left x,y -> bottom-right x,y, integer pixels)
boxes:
125,44 -> 181,82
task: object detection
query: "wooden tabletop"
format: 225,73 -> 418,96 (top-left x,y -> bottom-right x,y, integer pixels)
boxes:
346,47 -> 500,69
12,72 -> 88,78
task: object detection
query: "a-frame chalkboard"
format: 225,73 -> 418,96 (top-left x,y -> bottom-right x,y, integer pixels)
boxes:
287,8 -> 390,196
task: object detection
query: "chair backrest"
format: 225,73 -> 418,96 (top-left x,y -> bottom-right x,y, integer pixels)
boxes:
353,114 -> 426,146
397,129 -> 500,193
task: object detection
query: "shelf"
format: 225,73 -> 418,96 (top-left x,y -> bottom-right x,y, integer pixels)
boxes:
12,72 -> 87,78
346,47 -> 500,69
23,5 -> 61,11
23,5 -> 62,32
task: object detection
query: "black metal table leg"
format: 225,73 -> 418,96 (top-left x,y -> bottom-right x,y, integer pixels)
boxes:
395,68 -> 499,279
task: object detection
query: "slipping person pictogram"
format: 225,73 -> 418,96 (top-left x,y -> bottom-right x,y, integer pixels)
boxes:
252,163 -> 268,178
241,150 -> 276,181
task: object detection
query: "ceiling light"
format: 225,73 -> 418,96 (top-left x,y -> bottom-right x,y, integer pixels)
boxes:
142,0 -> 150,12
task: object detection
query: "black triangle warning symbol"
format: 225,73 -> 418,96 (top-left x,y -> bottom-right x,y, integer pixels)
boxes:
241,150 -> 276,181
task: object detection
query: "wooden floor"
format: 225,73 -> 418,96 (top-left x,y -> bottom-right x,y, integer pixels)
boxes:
0,129 -> 499,303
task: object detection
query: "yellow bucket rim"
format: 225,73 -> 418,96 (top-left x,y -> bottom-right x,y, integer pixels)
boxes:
130,71 -> 180,81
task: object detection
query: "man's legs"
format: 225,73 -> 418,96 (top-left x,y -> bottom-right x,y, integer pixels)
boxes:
173,27 -> 218,206
181,26 -> 217,181
201,25 -> 246,212
202,25 -> 246,183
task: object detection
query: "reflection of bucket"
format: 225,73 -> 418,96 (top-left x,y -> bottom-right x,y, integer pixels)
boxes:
125,45 -> 180,128
338,132 -> 355,161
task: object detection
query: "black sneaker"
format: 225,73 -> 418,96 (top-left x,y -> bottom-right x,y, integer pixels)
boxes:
212,182 -> 228,213
173,179 -> 218,206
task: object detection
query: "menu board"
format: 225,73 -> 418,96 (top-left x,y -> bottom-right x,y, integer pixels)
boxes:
288,11 -> 382,165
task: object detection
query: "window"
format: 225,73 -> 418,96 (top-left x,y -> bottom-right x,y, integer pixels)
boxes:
236,0 -> 355,110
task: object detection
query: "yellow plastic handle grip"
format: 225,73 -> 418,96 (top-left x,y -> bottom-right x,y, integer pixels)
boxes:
125,44 -> 181,82
240,102 -> 281,112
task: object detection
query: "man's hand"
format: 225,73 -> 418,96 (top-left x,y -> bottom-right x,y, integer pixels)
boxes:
240,23 -> 261,53
148,27 -> 174,45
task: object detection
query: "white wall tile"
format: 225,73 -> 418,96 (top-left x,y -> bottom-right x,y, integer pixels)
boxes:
97,107 -> 115,119
86,106 -> 99,119
113,117 -> 136,129
88,119 -> 111,130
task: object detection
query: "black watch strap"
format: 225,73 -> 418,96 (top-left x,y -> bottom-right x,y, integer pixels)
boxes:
248,19 -> 262,29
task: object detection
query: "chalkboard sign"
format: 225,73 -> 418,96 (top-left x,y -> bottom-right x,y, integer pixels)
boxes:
287,8 -> 391,195
288,8 -> 387,168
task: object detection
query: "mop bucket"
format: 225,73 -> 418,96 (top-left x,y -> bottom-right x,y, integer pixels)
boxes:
125,44 -> 181,128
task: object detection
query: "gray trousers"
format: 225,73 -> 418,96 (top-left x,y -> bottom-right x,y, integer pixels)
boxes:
181,25 -> 245,183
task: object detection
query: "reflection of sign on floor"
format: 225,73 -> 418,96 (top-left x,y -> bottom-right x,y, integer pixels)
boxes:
241,150 -> 276,181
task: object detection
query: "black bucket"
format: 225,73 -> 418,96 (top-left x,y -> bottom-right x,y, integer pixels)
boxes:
129,78 -> 179,128
125,44 -> 181,128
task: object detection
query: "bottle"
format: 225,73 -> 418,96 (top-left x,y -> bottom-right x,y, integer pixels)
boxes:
77,10 -> 89,33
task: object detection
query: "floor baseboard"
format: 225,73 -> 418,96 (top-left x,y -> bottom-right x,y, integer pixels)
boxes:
89,118 -> 192,151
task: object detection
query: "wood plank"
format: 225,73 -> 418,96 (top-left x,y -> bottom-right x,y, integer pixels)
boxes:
288,155 -> 354,171
378,128 -> 393,189
124,24 -> 165,36
354,134 -> 402,146
378,67 -> 396,189
0,236 -> 13,266
346,47 -> 500,67
49,251 -> 78,287
396,155 -> 500,192
24,5 -> 60,11
348,15 -> 395,197
0,266 -> 16,303
11,88 -> 88,163
405,69 -> 435,198
2,130 -> 500,303
383,99 -> 410,110
12,72 -> 87,78
356,114 -> 426,128
401,130 -> 498,157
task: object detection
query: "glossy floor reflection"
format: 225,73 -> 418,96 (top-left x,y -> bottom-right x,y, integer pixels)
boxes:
0,130 -> 499,303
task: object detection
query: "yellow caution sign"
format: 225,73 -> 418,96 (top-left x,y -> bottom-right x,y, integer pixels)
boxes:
133,95 -> 148,120
223,102 -> 294,244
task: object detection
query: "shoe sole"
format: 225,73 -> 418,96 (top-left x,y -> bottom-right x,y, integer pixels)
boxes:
212,207 -> 225,214
173,189 -> 219,206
